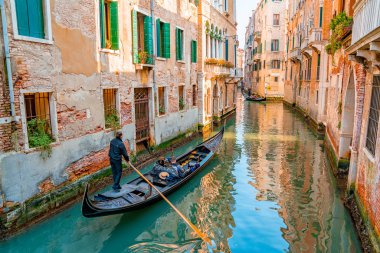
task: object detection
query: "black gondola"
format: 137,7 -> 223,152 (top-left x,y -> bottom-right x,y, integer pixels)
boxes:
245,96 -> 266,102
82,127 -> 224,218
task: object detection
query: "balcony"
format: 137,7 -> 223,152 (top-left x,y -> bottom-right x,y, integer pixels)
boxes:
289,47 -> 301,61
254,53 -> 261,61
308,28 -> 323,52
204,59 -> 234,78
352,0 -> 380,45
254,31 -> 262,42
301,37 -> 309,51
205,64 -> 232,76
234,68 -> 244,78
309,28 -> 322,43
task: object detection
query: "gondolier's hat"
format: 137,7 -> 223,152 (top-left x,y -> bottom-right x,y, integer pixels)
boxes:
159,172 -> 169,180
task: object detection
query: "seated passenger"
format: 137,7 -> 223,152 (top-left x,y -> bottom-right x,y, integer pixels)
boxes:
152,157 -> 179,180
170,158 -> 187,178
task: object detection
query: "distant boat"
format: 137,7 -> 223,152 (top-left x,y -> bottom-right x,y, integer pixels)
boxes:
246,96 -> 266,102
243,92 -> 266,102
82,127 -> 224,218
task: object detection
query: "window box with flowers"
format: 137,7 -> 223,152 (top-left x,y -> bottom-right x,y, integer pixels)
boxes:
325,12 -> 353,59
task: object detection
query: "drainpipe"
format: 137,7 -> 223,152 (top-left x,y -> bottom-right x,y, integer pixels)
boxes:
0,0 -> 16,119
150,0 -> 157,143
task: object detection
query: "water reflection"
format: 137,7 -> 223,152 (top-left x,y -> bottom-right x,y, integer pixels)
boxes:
0,94 -> 362,253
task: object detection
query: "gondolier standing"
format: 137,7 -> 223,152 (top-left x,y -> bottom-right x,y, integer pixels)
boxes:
109,131 -> 130,192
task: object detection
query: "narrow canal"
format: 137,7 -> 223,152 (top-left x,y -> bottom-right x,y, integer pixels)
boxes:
0,94 -> 362,252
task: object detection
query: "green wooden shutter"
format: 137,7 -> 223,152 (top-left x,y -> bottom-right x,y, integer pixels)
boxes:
156,19 -> 161,58
271,40 -> 274,51
28,0 -> 45,38
110,1 -> 119,50
319,7 -> 323,27
194,41 -> 197,63
191,40 -> 197,63
99,0 -> 106,48
225,39 -> 229,61
191,41 -> 194,62
132,10 -> 138,63
194,41 -> 197,62
15,0 -> 29,36
144,16 -> 153,64
162,23 -> 170,58
176,28 -> 179,60
179,30 -> 183,60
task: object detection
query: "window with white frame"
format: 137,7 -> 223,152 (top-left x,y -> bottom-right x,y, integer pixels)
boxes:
271,39 -> 279,52
224,0 -> 228,12
366,76 -> 380,156
12,0 -> 52,42
103,89 -> 119,129
271,60 -> 281,69
176,28 -> 184,61
273,14 -> 280,26
158,87 -> 166,115
24,92 -> 54,148
179,85 -> 185,111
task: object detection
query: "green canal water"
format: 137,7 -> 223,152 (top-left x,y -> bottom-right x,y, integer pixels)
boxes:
0,96 -> 362,252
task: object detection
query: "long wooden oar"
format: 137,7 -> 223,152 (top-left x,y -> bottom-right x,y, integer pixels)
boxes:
127,162 -> 211,245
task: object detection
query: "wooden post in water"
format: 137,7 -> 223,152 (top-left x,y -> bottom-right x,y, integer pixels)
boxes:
127,162 -> 211,245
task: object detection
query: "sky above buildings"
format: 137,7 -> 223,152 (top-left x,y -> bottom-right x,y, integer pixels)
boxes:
236,0 -> 259,49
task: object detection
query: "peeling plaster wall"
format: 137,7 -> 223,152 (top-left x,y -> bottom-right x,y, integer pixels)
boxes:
0,126 -> 134,202
154,108 -> 198,144
0,0 -> 200,205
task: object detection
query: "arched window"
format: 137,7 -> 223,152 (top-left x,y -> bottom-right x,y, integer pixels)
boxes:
206,21 -> 210,58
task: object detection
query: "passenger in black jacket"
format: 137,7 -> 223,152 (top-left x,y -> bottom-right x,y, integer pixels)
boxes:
109,131 -> 130,191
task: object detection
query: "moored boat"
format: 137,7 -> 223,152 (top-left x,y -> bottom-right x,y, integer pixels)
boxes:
246,96 -> 266,102
82,127 -> 224,218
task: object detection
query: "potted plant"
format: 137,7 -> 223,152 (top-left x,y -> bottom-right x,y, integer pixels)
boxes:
138,50 -> 149,64
27,118 -> 54,159
325,12 -> 353,58
105,110 -> 120,130
159,104 -> 165,115
179,97 -> 185,111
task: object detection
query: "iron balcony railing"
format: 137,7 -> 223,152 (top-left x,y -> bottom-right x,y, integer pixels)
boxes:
352,0 -> 380,45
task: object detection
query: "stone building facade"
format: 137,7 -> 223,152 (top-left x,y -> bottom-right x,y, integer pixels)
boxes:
284,0 -> 331,125
0,0 -> 237,214
197,0 -> 239,128
283,0 -> 380,249
246,0 -> 287,99
244,13 -> 254,90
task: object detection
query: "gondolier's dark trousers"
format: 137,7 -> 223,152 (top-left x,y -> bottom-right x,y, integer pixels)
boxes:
110,158 -> 122,190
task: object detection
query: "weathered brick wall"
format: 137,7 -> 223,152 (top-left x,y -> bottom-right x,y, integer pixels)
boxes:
66,139 -> 130,182
0,0 -> 201,206
355,67 -> 380,240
